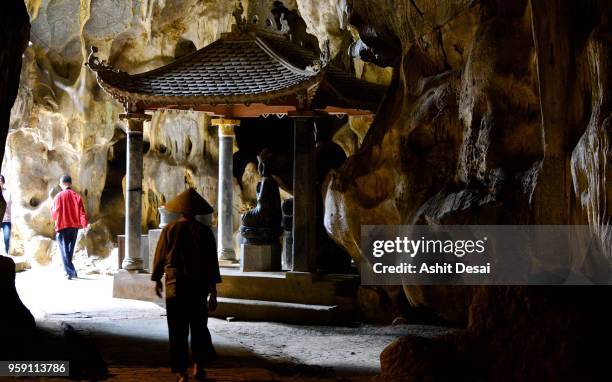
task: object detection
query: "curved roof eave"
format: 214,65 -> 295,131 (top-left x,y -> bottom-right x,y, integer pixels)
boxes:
87,30 -> 387,113
89,32 -> 325,107
253,36 -> 318,76
95,71 -> 324,108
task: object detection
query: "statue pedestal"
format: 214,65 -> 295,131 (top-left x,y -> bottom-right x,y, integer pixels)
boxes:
281,230 -> 293,271
240,243 -> 281,272
148,229 -> 162,271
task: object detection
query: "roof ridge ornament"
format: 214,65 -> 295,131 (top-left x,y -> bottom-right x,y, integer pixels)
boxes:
306,40 -> 330,72
229,1 -> 289,37
279,13 -> 290,34
85,46 -> 126,75
321,40 -> 331,66
232,2 -> 247,32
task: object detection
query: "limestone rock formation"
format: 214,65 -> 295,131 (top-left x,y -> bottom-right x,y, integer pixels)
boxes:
377,287 -> 612,381
0,256 -> 36,349
323,0 -> 612,313
0,1 -> 36,359
6,0 -> 244,269
0,259 -> 33,318
0,0 -> 30,220
322,0 -> 612,379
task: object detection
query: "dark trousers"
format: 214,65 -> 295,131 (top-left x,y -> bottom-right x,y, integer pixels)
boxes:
166,292 -> 216,373
57,228 -> 78,278
1,222 -> 10,254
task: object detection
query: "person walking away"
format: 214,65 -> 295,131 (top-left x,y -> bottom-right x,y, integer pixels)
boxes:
51,175 -> 89,280
0,175 -> 11,256
151,188 -> 221,382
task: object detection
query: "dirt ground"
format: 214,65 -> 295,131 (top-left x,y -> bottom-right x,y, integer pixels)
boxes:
12,268 -> 452,381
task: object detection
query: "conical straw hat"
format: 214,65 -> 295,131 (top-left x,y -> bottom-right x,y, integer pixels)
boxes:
164,188 -> 213,215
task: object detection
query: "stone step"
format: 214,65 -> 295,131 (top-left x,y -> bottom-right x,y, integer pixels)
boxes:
217,268 -> 360,306
210,297 -> 356,325
112,269 -> 361,325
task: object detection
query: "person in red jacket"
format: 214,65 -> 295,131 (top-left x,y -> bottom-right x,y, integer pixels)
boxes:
51,175 -> 89,280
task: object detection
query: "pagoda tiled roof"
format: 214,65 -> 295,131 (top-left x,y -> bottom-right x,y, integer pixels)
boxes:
87,29 -> 385,113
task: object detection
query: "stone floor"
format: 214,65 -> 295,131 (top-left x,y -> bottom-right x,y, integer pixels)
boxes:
10,268 -> 452,381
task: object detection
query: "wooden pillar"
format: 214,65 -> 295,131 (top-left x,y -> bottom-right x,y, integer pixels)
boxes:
212,119 -> 240,262
120,112 -> 150,271
292,117 -> 317,273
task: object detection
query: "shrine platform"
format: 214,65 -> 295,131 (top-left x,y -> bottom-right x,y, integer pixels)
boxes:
113,267 -> 360,325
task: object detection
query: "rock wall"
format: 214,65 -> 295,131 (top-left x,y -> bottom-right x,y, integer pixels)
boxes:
324,0 -> 611,315
6,1 -> 248,269
0,256 -> 36,355
322,0 -> 612,379
0,0 -> 36,352
3,0 -> 251,268
0,0 -> 30,219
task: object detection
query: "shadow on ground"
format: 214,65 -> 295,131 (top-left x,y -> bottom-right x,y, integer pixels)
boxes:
5,319 -> 344,381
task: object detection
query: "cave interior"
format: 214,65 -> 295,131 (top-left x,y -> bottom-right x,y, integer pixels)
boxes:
0,0 -> 611,381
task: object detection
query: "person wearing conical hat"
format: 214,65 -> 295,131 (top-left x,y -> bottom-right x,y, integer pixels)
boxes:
151,188 -> 221,382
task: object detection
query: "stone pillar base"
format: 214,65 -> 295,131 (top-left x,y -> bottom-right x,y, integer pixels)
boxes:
122,258 -> 144,271
118,234 -> 150,271
240,244 -> 281,272
219,248 -> 237,262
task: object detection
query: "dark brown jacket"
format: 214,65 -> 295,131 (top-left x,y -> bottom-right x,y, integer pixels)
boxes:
151,219 -> 221,297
